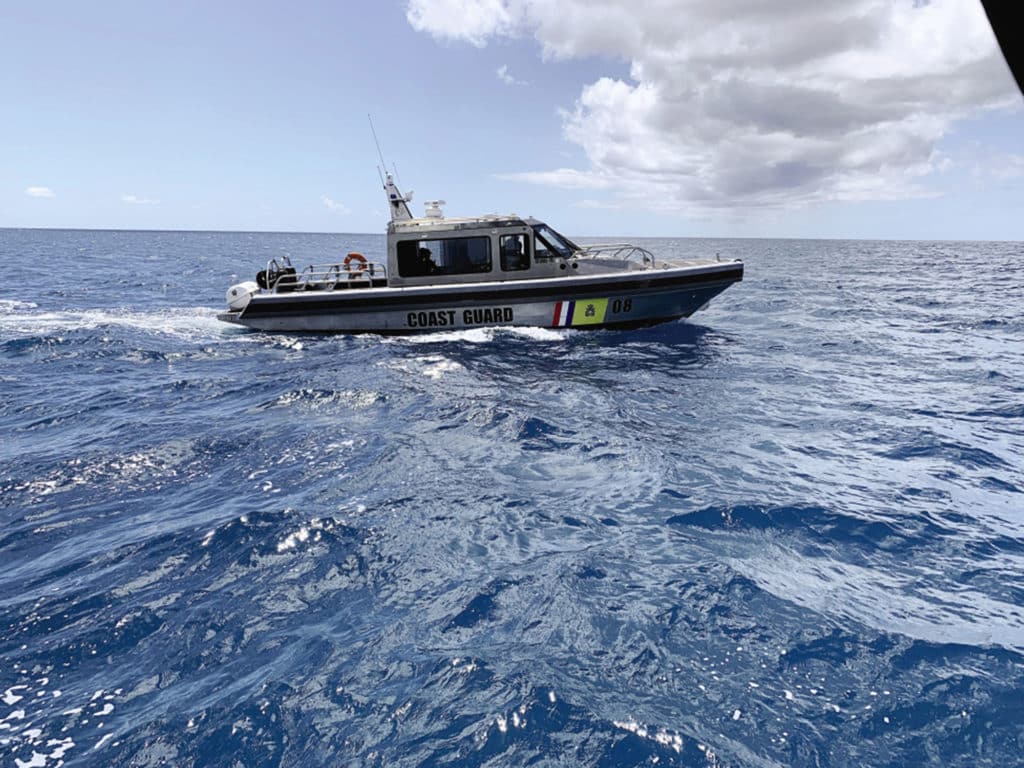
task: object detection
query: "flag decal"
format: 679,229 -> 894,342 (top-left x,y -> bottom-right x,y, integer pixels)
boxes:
552,298 -> 608,327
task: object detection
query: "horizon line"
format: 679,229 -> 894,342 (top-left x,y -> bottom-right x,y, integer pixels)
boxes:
0,225 -> 1020,244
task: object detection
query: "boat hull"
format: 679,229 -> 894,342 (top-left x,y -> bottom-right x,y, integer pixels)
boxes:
218,261 -> 742,333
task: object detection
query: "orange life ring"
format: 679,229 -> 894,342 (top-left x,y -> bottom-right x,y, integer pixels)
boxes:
343,252 -> 368,273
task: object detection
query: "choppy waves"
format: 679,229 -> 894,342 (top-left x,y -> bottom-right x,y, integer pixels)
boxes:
2,230 -> 1023,767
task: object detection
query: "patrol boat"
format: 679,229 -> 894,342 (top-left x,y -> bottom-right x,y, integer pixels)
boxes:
218,174 -> 743,333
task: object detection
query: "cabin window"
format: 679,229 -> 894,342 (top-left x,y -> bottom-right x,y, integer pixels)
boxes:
499,234 -> 530,271
397,236 -> 492,277
532,224 -> 578,260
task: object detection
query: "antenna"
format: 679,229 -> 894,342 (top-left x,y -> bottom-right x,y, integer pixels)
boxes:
369,114 -> 415,222
368,114 -> 387,169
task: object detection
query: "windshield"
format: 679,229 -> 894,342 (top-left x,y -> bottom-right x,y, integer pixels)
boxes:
532,224 -> 579,259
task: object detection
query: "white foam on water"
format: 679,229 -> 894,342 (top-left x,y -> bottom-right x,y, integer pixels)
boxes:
385,355 -> 465,380
277,517 -> 338,553
0,306 -> 241,344
0,300 -> 39,311
393,325 -> 569,344
277,526 -> 311,553
612,717 -> 684,754
397,328 -> 495,344
271,389 -> 379,411
421,358 -> 463,379
500,325 -> 569,342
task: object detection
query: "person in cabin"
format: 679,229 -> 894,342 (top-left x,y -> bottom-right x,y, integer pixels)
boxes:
418,247 -> 439,275
502,236 -> 526,270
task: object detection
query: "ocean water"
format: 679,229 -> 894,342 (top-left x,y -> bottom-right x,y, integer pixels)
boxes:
1,228 -> 1022,768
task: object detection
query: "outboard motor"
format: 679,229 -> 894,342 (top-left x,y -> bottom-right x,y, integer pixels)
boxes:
226,281 -> 260,311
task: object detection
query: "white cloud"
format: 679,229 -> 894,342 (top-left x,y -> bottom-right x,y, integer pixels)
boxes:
408,0 -> 1018,211
322,195 -> 351,214
496,64 -> 526,85
121,194 -> 158,205
967,150 -> 1024,180
407,0 -> 516,47
25,186 -> 55,198
496,168 -> 612,189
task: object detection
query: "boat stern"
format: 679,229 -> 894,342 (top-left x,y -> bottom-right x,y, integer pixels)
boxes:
217,310 -> 245,325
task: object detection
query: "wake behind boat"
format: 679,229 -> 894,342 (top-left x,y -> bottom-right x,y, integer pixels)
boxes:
218,173 -> 743,333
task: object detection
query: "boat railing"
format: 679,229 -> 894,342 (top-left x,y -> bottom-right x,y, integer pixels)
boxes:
574,243 -> 655,267
266,260 -> 388,292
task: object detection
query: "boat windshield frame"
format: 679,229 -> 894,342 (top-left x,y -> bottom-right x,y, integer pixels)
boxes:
532,224 -> 579,259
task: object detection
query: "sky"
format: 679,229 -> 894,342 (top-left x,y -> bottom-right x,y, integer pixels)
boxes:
2,0 -> 1022,239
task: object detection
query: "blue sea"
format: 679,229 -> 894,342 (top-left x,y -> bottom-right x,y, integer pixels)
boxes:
1,229 -> 1022,767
